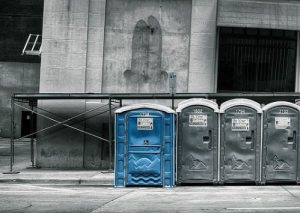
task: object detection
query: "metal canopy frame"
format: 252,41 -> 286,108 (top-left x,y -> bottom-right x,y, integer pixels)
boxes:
5,92 -> 300,174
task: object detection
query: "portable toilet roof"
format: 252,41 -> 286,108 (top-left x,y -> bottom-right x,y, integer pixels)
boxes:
262,101 -> 300,111
176,98 -> 219,113
220,98 -> 262,113
115,103 -> 175,114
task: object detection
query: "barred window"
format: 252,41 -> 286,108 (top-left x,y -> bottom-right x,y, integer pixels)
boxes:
218,27 -> 297,92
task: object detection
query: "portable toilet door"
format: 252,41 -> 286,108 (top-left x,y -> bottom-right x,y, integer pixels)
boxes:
176,99 -> 219,184
220,99 -> 262,184
262,101 -> 300,184
114,103 -> 175,187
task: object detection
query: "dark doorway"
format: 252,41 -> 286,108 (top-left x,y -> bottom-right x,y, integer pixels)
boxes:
21,111 -> 37,138
218,27 -> 297,92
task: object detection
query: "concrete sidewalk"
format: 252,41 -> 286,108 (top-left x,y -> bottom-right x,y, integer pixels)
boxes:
0,138 -> 114,186
0,168 -> 114,185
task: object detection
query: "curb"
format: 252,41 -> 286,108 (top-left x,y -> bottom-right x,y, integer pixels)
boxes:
0,178 -> 114,186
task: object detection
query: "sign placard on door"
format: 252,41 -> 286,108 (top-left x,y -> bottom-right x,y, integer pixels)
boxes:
231,118 -> 250,131
137,117 -> 153,130
189,114 -> 207,127
275,117 -> 290,129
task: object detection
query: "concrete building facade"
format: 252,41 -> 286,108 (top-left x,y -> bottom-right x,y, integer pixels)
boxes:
2,0 -> 300,168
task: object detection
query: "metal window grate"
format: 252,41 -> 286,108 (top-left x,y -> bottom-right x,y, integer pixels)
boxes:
218,28 -> 297,92
22,34 -> 42,56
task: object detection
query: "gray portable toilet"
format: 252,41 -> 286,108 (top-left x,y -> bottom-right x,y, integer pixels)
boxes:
220,99 -> 262,184
176,99 -> 219,184
262,101 -> 300,184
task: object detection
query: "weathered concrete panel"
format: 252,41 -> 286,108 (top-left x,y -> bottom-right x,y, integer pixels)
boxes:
188,0 -> 217,93
83,0 -> 107,169
0,62 -> 40,137
189,72 -> 215,92
102,0 -> 192,93
40,0 -> 89,93
218,0 -> 300,30
295,33 -> 300,92
82,102 -> 112,169
38,0 -> 90,168
36,100 -> 86,168
39,0 -> 108,168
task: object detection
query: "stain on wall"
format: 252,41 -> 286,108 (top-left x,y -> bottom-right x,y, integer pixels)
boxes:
103,0 -> 192,93
124,16 -> 167,92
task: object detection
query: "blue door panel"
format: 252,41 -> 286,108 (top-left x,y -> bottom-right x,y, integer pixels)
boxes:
127,153 -> 162,185
126,111 -> 164,186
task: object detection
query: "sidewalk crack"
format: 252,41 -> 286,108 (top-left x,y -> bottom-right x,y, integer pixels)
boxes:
90,190 -> 134,213
281,185 -> 300,201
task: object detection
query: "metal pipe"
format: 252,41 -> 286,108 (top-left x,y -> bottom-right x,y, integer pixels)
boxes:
10,98 -> 14,172
171,94 -> 174,109
32,35 -> 39,51
30,102 -> 34,167
217,113 -> 221,182
3,97 -> 20,174
21,34 -> 31,55
13,92 -> 300,100
109,97 -> 113,170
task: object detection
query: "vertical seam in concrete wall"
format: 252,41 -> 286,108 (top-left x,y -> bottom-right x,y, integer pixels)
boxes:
187,0 -> 196,93
39,1 -> 47,93
186,0 -> 193,93
84,0 -> 91,93
295,31 -> 300,92
214,28 -> 219,93
100,0 -> 108,93
213,0 -> 219,93
83,0 -> 91,168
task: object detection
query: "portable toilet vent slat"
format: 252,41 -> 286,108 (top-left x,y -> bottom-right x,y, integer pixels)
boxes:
262,101 -> 300,184
176,98 -> 219,184
115,103 -> 175,187
220,99 -> 262,184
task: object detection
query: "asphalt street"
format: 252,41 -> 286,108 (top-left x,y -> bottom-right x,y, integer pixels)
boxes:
1,184 -> 300,213
1,139 -> 300,213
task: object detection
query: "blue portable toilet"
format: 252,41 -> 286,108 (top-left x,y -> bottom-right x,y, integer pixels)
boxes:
115,103 -> 175,187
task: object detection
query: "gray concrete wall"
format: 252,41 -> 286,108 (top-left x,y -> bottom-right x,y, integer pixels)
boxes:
38,0 -> 192,168
218,0 -> 300,30
188,0 -> 218,93
38,0 -> 89,168
37,0 -> 218,168
38,0 -> 300,169
38,0 -> 107,168
86,0 -> 106,93
102,0 -> 192,93
0,62 -> 40,138
40,0 -> 89,93
295,32 -> 300,92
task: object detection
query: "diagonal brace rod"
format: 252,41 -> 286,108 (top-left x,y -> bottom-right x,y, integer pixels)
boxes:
34,104 -> 118,136
14,103 -> 110,143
